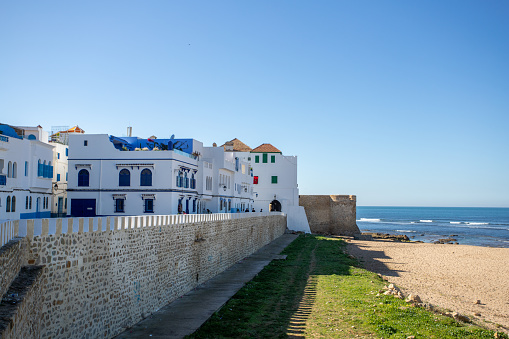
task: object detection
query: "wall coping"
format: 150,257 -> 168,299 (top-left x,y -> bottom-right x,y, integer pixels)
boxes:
0,212 -> 285,245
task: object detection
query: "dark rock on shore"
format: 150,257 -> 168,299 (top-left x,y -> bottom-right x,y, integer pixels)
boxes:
434,238 -> 457,244
363,233 -> 410,242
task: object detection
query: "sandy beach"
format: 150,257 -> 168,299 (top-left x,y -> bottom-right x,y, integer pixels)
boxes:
346,239 -> 509,331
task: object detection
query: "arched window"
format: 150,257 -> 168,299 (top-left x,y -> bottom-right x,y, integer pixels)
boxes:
26,196 -> 29,209
140,169 -> 152,186
184,172 -> 188,188
6,196 -> 10,212
11,196 -> 15,212
78,169 -> 89,187
7,161 -> 11,178
12,162 -> 17,178
119,169 -> 130,186
27,134 -> 36,140
29,196 -> 32,209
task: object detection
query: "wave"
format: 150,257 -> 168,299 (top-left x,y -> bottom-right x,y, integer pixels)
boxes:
420,220 -> 433,223
396,229 -> 417,233
466,222 -> 489,225
358,218 -> 381,222
450,222 -> 463,224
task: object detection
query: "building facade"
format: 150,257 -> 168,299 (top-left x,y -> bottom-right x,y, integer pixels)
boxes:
0,124 -> 54,221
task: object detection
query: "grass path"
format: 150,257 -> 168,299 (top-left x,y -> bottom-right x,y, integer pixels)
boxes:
187,234 -> 508,339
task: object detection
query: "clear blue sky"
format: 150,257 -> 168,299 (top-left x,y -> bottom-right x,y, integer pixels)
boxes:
1,1 -> 508,207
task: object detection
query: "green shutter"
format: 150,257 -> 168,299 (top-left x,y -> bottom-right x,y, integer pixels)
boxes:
271,176 -> 278,184
255,155 -> 259,163
263,153 -> 268,163
271,155 -> 275,163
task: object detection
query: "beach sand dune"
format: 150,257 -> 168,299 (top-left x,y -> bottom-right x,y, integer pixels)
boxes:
347,240 -> 509,331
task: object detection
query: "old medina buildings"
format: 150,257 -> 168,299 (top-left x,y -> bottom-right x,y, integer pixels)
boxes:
1,123 -> 309,231
0,124 -> 83,221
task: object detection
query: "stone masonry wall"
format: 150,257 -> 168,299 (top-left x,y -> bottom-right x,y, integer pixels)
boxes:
12,214 -> 286,339
300,195 -> 360,236
0,237 -> 28,299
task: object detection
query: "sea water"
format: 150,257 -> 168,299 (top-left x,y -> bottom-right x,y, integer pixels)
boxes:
357,206 -> 509,248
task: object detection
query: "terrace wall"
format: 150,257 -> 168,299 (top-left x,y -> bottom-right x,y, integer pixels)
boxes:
0,212 -> 286,339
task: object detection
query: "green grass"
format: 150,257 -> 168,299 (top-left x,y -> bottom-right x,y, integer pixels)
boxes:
187,234 -> 508,338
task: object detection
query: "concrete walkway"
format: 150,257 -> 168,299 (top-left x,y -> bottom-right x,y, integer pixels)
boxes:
115,233 -> 299,339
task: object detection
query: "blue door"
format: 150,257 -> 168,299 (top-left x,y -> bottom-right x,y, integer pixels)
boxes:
71,199 -> 96,217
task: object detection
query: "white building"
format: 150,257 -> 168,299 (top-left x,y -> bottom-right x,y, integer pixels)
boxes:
0,124 -> 54,220
67,134 -> 204,217
222,138 -> 310,232
51,142 -> 68,217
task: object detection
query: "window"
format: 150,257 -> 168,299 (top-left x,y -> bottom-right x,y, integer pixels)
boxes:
58,153 -> 60,159
57,174 -> 61,181
84,140 -> 88,146
6,196 -> 10,212
184,172 -> 188,188
29,196 -> 32,209
65,148 -> 68,156
66,172 -> 68,181
11,196 -> 15,212
27,134 -> 36,140
255,155 -> 259,163
64,198 -> 67,209
25,161 -> 28,176
253,176 -> 259,184
271,155 -> 275,163
271,176 -> 278,184
263,153 -> 268,163
38,160 -> 42,177
248,157 -> 251,161
119,169 -> 130,186
7,161 -> 11,178
78,169 -> 90,186
191,173 -> 196,189
26,196 -> 29,209
12,162 -> 17,178
140,169 -> 152,186
144,199 -> 154,213
115,199 -> 125,213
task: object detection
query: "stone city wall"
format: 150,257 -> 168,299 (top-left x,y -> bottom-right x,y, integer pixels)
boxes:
0,237 -> 28,299
299,195 -> 360,236
0,213 -> 286,339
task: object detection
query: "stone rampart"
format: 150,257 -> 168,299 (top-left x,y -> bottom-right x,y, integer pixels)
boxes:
0,237 -> 28,299
299,195 -> 360,236
0,213 -> 286,339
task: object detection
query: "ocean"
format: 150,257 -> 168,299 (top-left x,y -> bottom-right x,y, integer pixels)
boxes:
356,206 -> 509,248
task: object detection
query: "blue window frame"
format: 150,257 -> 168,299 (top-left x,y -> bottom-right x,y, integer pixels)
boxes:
78,169 -> 89,187
65,148 -> 68,156
57,174 -> 60,181
58,153 -> 60,159
184,172 -> 188,188
25,161 -> 28,176
115,199 -> 125,213
144,199 -> 154,213
119,169 -> 130,186
140,169 -> 152,186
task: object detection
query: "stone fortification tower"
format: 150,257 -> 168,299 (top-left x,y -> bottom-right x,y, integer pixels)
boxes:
299,195 -> 360,236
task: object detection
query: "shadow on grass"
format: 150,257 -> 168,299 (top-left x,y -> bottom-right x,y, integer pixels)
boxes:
346,241 -> 407,277
187,234 -> 355,338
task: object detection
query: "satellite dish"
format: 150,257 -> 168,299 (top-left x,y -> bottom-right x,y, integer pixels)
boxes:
170,134 -> 175,140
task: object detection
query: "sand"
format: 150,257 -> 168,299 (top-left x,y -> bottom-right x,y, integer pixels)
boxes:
346,239 -> 509,331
